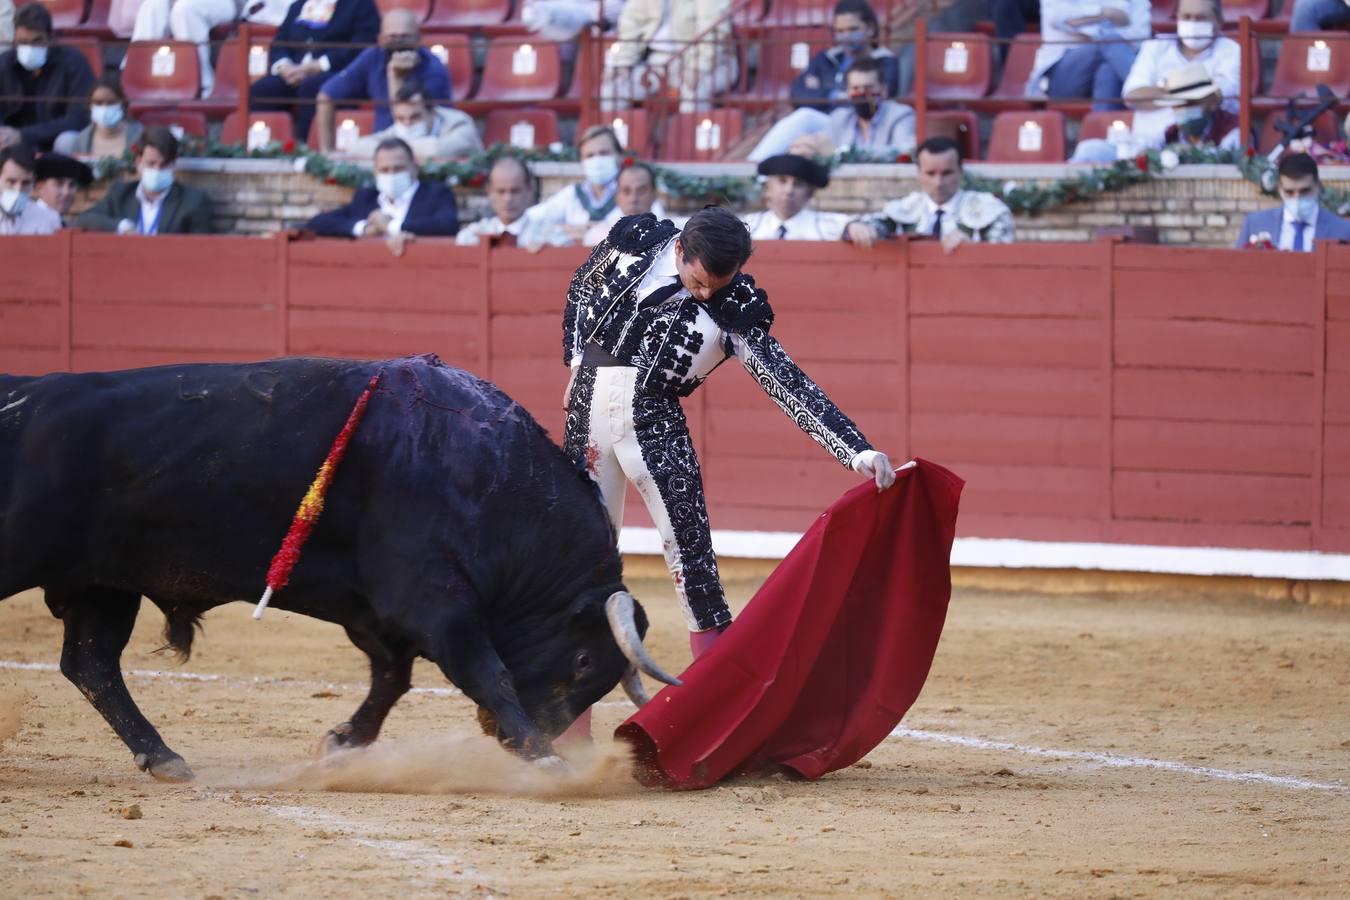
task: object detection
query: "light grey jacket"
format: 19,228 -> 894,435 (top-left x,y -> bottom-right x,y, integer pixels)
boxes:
827,100 -> 917,158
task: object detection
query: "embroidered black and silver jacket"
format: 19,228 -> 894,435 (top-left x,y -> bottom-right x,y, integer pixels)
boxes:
563,213 -> 873,468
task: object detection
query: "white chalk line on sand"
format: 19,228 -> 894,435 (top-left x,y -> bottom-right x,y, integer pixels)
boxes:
6,658 -> 1343,794
891,727 -> 1348,793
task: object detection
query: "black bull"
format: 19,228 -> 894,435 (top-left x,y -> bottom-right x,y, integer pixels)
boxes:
0,354 -> 678,780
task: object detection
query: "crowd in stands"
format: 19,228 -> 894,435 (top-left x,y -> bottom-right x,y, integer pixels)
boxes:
1,0 -> 1348,252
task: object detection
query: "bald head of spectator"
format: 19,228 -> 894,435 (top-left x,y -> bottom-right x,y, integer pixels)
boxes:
487,156 -> 535,226
379,8 -> 422,56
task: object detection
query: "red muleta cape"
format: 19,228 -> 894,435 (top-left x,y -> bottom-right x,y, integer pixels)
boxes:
615,458 -> 964,790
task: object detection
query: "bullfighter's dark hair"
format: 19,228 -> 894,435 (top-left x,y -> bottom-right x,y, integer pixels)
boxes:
15,2 -> 54,36
679,206 -> 753,279
139,125 -> 180,164
0,143 -> 37,174
374,136 -> 417,163
917,135 -> 963,166
1278,152 -> 1319,184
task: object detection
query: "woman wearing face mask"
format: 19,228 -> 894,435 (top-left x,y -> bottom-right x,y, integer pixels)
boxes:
76,125 -> 214,234
523,124 -> 624,247
53,73 -> 144,158
1122,0 -> 1239,117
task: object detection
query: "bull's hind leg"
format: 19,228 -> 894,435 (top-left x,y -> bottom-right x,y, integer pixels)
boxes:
319,625 -> 413,755
47,586 -> 193,782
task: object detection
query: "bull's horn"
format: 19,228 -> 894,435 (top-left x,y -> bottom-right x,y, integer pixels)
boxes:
620,666 -> 651,708
605,592 -> 682,687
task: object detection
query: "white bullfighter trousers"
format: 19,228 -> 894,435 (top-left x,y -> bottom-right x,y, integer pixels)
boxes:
563,365 -> 728,632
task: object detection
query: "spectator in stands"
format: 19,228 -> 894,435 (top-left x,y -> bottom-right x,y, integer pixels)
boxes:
0,4 -> 94,152
306,137 -> 458,255
1029,0 -> 1151,110
0,143 -> 61,234
990,0 -> 1040,65
582,161 -> 668,246
53,73 -> 144,157
522,0 -> 627,40
249,0 -> 380,142
742,153 -> 848,241
457,155 -> 570,247
1235,152 -> 1350,251
524,124 -> 625,246
844,135 -> 1014,251
76,125 -> 214,234
1290,0 -> 1350,30
351,80 -> 481,161
792,1 -> 899,110
602,0 -> 737,113
751,55 -> 916,162
1,0 -> 13,53
33,152 -> 91,224
131,0 -> 244,97
1070,63 -> 1239,161
1122,0 -> 1238,142
314,8 -> 450,153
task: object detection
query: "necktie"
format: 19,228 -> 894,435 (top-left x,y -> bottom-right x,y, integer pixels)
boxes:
931,209 -> 944,237
1291,220 -> 1308,253
644,277 -> 683,306
776,223 -> 788,240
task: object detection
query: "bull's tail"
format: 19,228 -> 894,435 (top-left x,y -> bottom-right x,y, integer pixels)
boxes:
157,607 -> 204,662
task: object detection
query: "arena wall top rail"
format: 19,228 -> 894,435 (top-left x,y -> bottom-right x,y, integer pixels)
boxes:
2,234 -> 1348,576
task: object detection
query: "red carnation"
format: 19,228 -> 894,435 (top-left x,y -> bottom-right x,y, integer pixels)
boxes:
467,172 -> 486,187
324,176 -> 337,185
896,153 -> 912,163
1245,146 -> 1256,158
282,138 -> 296,154
620,154 -> 635,169
1135,153 -> 1148,172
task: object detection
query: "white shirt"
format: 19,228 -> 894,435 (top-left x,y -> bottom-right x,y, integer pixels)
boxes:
116,184 -> 168,235
353,180 -> 419,237
1279,205 -> 1320,252
743,207 -> 848,242
528,180 -> 619,231
1122,35 -> 1242,112
455,209 -> 572,247
0,198 -> 62,235
923,191 -> 961,237
582,198 -> 669,246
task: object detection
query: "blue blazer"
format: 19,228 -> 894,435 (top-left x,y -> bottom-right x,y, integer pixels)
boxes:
306,180 -> 459,237
1235,206 -> 1350,249
269,0 -> 381,75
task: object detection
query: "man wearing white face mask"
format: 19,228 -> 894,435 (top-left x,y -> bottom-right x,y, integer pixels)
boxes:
1236,152 -> 1350,252
76,126 -> 214,234
306,137 -> 459,256
0,4 -> 94,152
0,144 -> 61,235
523,124 -> 625,249
351,80 -> 482,162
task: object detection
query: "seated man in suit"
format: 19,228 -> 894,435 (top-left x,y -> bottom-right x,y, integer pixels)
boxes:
1235,152 -> 1350,252
306,136 -> 458,256
76,126 -> 214,234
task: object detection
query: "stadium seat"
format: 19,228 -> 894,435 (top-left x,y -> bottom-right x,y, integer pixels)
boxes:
985,110 -> 1067,162
68,0 -> 113,38
923,32 -> 993,101
41,0 -> 89,29
475,39 -> 563,103
729,29 -> 830,103
422,32 -> 474,102
1264,33 -> 1350,102
221,111 -> 295,146
424,0 -> 510,29
1078,109 -> 1134,142
759,0 -> 837,28
1222,0 -> 1270,22
977,33 -> 1039,110
122,41 -> 201,104
63,36 -> 104,77
138,109 -> 209,137
306,109 -> 376,149
579,108 -> 655,157
657,109 -> 743,161
483,108 -> 561,149
564,38 -> 614,102
733,0 -> 768,29
374,0 -> 431,22
926,110 -> 980,161
183,37 -> 270,117
1151,0 -> 1175,29
1257,108 -> 1342,152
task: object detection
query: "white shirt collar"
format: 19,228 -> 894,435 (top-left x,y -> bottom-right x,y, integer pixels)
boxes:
635,238 -> 684,302
1282,203 -> 1319,229
923,190 -> 961,217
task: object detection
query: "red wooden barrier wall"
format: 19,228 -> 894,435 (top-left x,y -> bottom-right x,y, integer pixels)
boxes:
2,233 -> 1346,554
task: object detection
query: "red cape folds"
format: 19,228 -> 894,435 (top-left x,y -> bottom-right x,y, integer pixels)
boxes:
615,458 -> 964,790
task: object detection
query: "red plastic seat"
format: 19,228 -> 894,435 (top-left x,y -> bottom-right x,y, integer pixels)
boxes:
306,109 -> 376,148
760,0 -> 837,28
186,37 -> 270,114
579,108 -> 655,157
657,110 -> 744,161
1151,0 -> 1175,29
475,39 -> 563,103
1266,33 -> 1350,100
1257,108 -> 1342,153
731,28 -> 830,103
424,0 -> 510,28
62,36 -> 104,77
422,32 -> 474,102
985,110 -> 1067,162
926,110 -> 980,161
122,41 -> 202,103
1223,0 -> 1269,21
482,108 -> 561,149
138,109 -> 209,137
221,111 -> 295,146
978,32 -> 1038,109
42,0 -> 89,29
1078,109 -> 1133,142
374,0 -> 431,22
68,0 -> 113,38
923,32 -> 993,101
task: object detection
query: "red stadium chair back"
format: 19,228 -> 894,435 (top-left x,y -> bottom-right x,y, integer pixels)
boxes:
209,37 -> 271,103
374,0 -> 431,22
1151,0 -> 1175,29
122,41 -> 202,102
138,109 -> 209,137
1268,33 -> 1350,99
990,33 -> 1040,100
422,33 -> 474,102
926,109 -> 980,161
579,108 -> 655,157
924,32 -> 993,100
740,29 -> 830,100
483,108 -> 560,150
306,109 -> 376,148
1078,109 -> 1134,142
657,110 -> 743,161
985,110 -> 1067,162
760,0 -> 838,28
476,39 -> 563,103
36,0 -> 89,29
221,111 -> 295,146
424,0 -> 510,28
62,36 -> 103,77
1222,0 -> 1269,22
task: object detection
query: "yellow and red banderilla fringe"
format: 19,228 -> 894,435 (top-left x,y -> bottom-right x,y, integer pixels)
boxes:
253,372 -> 382,620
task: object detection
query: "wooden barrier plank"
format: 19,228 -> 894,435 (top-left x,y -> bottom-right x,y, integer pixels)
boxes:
0,348 -> 67,375
911,316 -> 1101,368
944,463 -> 1104,519
955,512 -> 1106,542
490,313 -> 560,359
705,406 -> 902,461
706,457 -> 861,510
1325,476 -> 1350,528
71,348 -> 267,371
1113,470 -> 1312,525
911,412 -> 1103,467
701,360 -> 902,415
768,310 -> 901,362
487,247 -> 589,315
73,303 -> 276,353
1325,425 -> 1350,476
1115,419 -> 1314,477
0,303 -> 63,349
1327,371 -> 1350,425
287,240 -> 480,314
1105,519 -> 1311,552
1327,322 -> 1350,371
1114,369 -> 1315,424
708,504 -> 825,534
287,308 -> 479,362
1115,320 -> 1315,373
912,363 -> 1104,417
72,235 -> 281,306
1114,243 -> 1312,274
0,238 -> 63,302
909,266 -> 1102,318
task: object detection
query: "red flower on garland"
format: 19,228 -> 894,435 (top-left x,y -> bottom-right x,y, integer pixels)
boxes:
1245,146 -> 1256,158
467,172 -> 486,187
1135,153 -> 1149,172
896,153 -> 913,163
620,154 -> 636,169
324,176 -> 337,185
282,138 -> 296,154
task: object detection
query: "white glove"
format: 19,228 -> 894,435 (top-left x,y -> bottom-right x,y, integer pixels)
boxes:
851,449 -> 897,492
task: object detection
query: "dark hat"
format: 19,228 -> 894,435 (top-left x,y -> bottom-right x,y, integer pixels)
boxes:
34,153 -> 94,186
756,153 -> 829,190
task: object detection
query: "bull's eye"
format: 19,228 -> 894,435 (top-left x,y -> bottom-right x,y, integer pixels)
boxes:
574,650 -> 593,673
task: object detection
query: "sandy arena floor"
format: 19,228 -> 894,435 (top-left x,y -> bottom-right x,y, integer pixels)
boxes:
1,574 -> 1347,898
